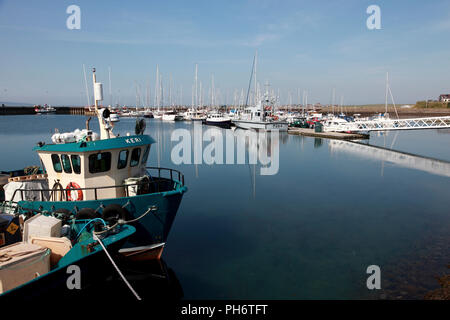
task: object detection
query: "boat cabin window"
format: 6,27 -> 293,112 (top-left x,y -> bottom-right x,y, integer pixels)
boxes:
89,152 -> 111,173
51,154 -> 62,173
141,145 -> 150,165
71,155 -> 81,174
130,148 -> 141,167
61,154 -> 72,174
118,150 -> 129,169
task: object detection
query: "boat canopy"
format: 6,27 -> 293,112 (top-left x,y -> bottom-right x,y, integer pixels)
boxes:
34,135 -> 155,153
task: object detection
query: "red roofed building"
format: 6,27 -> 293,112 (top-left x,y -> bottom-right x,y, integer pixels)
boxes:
439,94 -> 450,102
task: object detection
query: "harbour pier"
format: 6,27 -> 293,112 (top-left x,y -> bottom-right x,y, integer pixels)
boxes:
288,127 -> 369,140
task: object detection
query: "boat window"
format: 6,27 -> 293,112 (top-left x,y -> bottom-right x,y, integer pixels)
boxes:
130,148 -> 141,167
51,154 -> 62,173
141,146 -> 150,165
61,154 -> 72,174
118,150 -> 129,169
88,152 -> 111,174
71,155 -> 81,174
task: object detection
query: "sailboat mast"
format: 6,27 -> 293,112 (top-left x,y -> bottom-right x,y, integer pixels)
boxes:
385,72 -> 389,114
155,65 -> 160,110
332,88 -> 335,115
108,66 -> 112,107
194,64 -> 198,110
83,64 -> 90,107
254,50 -> 258,105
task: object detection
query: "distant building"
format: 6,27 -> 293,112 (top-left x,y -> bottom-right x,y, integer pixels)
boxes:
439,94 -> 450,102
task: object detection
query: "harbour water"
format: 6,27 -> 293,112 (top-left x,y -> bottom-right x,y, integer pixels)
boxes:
1,115 -> 449,300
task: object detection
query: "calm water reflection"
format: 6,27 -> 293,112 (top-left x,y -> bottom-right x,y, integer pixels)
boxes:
0,115 -> 449,299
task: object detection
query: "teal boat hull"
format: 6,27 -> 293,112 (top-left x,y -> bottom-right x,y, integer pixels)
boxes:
15,185 -> 186,251
0,224 -> 135,301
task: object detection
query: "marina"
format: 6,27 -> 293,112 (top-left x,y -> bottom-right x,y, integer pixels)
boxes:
0,112 -> 449,301
1,0 -> 450,310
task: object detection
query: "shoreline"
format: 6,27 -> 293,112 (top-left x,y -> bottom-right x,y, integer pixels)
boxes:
1,105 -> 449,118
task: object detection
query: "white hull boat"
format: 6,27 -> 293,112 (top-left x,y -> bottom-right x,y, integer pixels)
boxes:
233,119 -> 288,131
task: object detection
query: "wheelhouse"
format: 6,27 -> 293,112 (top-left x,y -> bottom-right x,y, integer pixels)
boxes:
35,135 -> 154,201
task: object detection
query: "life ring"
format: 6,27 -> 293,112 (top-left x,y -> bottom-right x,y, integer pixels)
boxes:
66,182 -> 83,201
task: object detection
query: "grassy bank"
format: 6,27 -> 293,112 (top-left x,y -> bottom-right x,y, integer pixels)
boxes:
415,101 -> 450,108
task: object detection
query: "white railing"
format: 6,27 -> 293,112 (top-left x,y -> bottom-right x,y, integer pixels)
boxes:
323,116 -> 450,133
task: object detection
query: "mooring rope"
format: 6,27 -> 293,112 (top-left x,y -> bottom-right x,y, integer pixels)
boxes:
93,233 -> 141,301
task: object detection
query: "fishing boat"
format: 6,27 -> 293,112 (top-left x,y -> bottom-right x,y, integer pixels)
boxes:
184,108 -> 206,121
203,112 -> 232,128
233,90 -> 288,131
34,104 -> 56,114
232,52 -> 287,131
162,110 -> 183,121
0,212 -> 135,300
0,68 -> 187,261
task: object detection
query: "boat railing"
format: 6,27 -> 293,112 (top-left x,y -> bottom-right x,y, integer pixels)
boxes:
7,166 -> 185,203
145,166 -> 185,186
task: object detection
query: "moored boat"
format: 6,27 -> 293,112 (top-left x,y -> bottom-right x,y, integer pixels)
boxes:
0,68 -> 187,261
233,90 -> 288,132
34,104 -> 56,114
203,112 -> 232,128
162,110 -> 183,121
0,212 -> 135,300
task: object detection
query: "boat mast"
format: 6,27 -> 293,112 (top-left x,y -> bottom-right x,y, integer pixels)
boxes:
385,72 -> 389,115
92,68 -> 110,140
155,65 -> 160,112
254,50 -> 258,106
332,87 -> 335,115
83,64 -> 90,107
108,66 -> 112,107
194,63 -> 198,110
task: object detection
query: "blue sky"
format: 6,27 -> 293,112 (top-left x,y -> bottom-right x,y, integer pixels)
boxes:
1,0 -> 450,106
